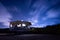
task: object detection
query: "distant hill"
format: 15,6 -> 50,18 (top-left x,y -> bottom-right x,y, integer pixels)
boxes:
44,24 -> 60,34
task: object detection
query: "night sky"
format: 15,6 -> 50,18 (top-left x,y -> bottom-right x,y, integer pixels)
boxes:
0,0 -> 60,28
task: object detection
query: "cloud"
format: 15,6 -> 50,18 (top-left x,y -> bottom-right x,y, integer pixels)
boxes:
47,10 -> 60,18
28,0 -> 42,27
28,0 -> 60,28
0,2 -> 12,28
28,10 -> 39,27
27,0 -> 47,27
42,8 -> 60,21
28,11 -> 39,24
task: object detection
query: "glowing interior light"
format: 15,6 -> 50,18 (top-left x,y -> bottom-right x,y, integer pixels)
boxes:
17,24 -> 21,27
10,24 -> 12,27
22,23 -> 26,26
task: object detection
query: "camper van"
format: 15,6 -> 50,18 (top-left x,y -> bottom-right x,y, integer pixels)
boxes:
9,20 -> 31,31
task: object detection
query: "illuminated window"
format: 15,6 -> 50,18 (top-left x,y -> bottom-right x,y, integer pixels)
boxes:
17,24 -> 21,27
22,23 -> 26,26
10,24 -> 12,27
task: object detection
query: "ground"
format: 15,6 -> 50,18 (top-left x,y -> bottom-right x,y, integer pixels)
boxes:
0,34 -> 60,40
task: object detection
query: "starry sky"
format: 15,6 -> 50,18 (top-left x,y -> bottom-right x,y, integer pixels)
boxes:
0,0 -> 60,28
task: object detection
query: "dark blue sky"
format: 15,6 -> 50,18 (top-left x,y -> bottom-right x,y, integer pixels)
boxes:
0,0 -> 60,28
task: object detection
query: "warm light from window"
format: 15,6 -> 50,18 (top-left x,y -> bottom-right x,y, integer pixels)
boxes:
10,24 -> 12,27
22,23 -> 26,26
17,24 -> 21,27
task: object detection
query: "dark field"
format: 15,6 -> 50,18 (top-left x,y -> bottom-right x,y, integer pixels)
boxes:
0,34 -> 60,40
